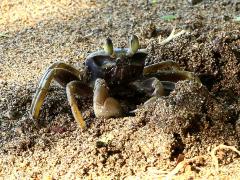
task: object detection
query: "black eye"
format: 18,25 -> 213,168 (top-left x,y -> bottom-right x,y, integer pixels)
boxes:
116,58 -> 121,64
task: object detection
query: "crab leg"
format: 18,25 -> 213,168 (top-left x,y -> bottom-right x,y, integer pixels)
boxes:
130,77 -> 173,111
144,61 -> 201,83
132,77 -> 164,96
144,77 -> 166,105
66,81 -> 92,129
145,70 -> 201,83
93,78 -> 122,118
38,62 -> 83,86
30,63 -> 83,113
30,67 -> 82,120
143,60 -> 181,75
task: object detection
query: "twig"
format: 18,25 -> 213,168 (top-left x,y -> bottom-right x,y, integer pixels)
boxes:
165,144 -> 240,179
210,144 -> 240,172
165,156 -> 204,180
159,26 -> 187,46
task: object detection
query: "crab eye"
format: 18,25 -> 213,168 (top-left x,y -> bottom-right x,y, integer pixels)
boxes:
103,37 -> 113,56
127,35 -> 139,56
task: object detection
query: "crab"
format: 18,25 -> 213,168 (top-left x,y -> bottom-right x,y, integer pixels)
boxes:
30,35 -> 201,129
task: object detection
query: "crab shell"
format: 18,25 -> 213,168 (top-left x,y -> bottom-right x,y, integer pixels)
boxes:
85,48 -> 148,86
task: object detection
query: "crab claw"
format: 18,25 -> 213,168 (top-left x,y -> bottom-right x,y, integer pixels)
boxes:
93,78 -> 122,118
103,37 -> 114,56
127,35 -> 139,56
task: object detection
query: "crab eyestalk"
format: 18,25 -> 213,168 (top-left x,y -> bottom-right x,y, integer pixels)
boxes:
127,35 -> 139,56
103,37 -> 114,56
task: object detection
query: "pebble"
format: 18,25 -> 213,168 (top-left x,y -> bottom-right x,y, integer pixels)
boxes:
6,109 -> 19,120
235,2 -> 240,12
187,0 -> 203,5
0,77 -> 7,86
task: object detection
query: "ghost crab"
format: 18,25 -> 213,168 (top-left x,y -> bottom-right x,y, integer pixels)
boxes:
30,35 -> 201,129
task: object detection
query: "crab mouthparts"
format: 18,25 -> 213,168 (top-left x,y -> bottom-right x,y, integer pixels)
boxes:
112,64 -> 143,84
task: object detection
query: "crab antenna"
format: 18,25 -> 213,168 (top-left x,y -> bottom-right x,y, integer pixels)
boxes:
127,35 -> 139,56
103,37 -> 113,56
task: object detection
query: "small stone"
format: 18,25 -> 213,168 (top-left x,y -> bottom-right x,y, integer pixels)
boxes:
141,22 -> 158,39
6,109 -> 19,120
0,77 -> 7,86
187,0 -> 203,5
235,2 -> 240,12
15,127 -> 23,135
222,15 -> 231,21
221,1 -> 231,6
96,141 -> 107,148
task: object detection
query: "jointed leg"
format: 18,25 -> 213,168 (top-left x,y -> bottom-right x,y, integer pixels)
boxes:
143,60 -> 181,75
145,70 -> 201,83
38,62 -> 83,87
131,77 -> 165,97
144,78 -> 166,105
30,66 -> 83,120
31,63 -> 82,113
129,77 -> 170,112
93,78 -> 122,118
131,77 -> 167,106
66,81 -> 92,129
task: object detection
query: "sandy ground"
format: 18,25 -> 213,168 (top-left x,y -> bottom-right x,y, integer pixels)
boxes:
0,0 -> 240,179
